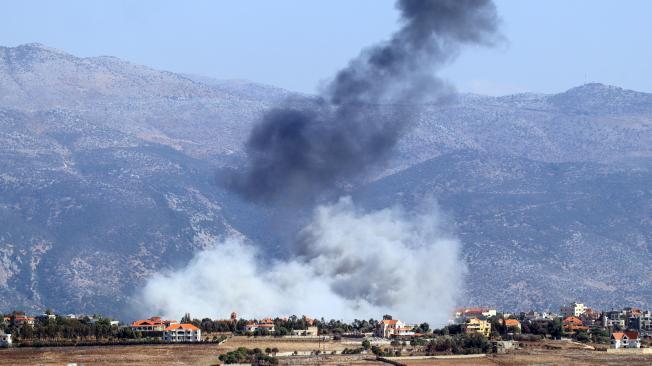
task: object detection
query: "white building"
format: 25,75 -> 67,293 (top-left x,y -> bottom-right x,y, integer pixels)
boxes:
611,331 -> 641,349
376,319 -> 415,338
291,326 -> 318,336
603,310 -> 626,329
89,317 -> 119,326
454,308 -> 497,323
560,302 -> 585,318
0,331 -> 11,347
245,319 -> 275,333
163,323 -> 201,342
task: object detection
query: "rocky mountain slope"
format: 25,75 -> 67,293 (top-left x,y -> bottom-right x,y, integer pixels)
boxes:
0,43 -> 650,317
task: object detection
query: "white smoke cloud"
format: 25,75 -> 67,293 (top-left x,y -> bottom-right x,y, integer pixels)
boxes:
138,197 -> 465,325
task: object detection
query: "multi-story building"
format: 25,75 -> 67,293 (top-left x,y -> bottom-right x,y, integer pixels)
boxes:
630,311 -> 652,333
603,310 -> 626,329
12,314 -> 35,328
163,323 -> 201,342
579,308 -> 601,326
560,303 -> 586,318
131,316 -> 178,332
463,318 -> 491,338
376,319 -> 415,338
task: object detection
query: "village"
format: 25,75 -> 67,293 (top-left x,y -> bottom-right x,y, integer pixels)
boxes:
2,302 -> 652,365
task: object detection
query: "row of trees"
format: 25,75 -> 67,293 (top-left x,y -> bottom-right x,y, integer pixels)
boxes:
177,313 -> 389,336
368,333 -> 489,357
1,312 -> 154,344
218,347 -> 278,365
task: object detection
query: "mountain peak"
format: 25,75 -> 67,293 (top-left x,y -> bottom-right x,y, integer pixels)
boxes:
564,83 -> 625,95
3,42 -> 69,55
549,83 -> 652,115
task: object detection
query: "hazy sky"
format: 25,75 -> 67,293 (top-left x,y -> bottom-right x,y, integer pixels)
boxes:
1,0 -> 651,95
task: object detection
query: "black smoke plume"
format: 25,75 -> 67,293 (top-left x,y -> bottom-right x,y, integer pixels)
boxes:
227,0 -> 499,202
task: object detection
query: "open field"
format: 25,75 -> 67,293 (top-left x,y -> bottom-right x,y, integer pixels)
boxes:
2,339 -> 652,366
0,344 -> 222,366
487,345 -> 652,366
0,336 -> 349,366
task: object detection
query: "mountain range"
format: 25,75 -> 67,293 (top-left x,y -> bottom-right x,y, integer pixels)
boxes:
0,43 -> 650,318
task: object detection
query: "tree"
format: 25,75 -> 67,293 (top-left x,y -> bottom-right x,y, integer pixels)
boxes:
416,322 -> 430,334
361,339 -> 371,350
575,331 -> 590,343
181,313 -> 192,324
549,318 -> 563,339
370,345 -> 382,356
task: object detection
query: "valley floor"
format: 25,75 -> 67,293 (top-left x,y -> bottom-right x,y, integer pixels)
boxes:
1,339 -> 652,366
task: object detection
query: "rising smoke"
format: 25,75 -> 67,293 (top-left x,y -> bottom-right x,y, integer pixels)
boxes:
140,197 -> 464,324
140,0 -> 499,325
227,0 -> 499,202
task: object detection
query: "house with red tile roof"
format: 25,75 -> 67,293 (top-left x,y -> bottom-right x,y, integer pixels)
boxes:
376,319 -> 415,338
502,318 -> 522,332
13,315 -> 35,328
163,323 -> 201,342
245,318 -> 276,333
611,331 -> 640,349
131,316 -> 178,332
454,307 -> 497,322
562,316 -> 588,331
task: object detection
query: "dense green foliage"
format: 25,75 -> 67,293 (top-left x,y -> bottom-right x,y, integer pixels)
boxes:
425,334 -> 490,355
218,347 -> 278,365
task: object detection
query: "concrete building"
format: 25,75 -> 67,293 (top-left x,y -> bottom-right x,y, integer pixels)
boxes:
560,303 -> 586,318
463,318 -> 491,338
291,326 -> 318,336
630,311 -> 652,333
163,323 -> 201,342
492,340 -> 514,354
603,310 -> 626,329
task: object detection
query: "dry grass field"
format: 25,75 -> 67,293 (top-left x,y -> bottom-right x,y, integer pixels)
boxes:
0,336 -> 349,366
1,338 -> 652,366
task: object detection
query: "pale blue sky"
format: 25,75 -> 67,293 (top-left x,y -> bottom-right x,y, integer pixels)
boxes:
1,0 -> 651,95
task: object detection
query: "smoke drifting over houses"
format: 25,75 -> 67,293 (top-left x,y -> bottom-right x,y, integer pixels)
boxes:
141,0 -> 500,324
228,0 -> 499,202
141,198 -> 464,324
